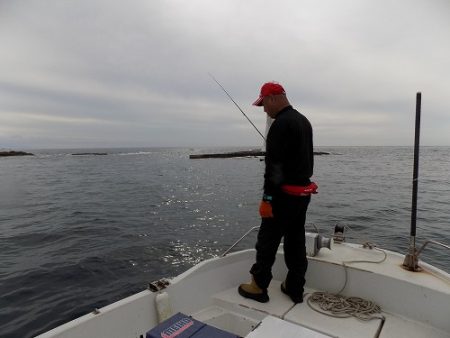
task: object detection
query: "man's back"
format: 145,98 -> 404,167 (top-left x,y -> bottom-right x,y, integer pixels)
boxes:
265,106 -> 314,194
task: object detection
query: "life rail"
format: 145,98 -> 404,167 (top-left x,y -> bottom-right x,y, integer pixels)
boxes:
417,240 -> 450,257
221,226 -> 260,257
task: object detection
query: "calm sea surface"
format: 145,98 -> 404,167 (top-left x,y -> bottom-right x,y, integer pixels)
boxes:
1,146 -> 449,337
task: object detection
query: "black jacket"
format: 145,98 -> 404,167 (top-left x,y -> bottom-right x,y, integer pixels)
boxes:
264,105 -> 314,196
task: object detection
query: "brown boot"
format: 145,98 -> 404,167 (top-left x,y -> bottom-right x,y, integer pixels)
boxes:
238,277 -> 269,303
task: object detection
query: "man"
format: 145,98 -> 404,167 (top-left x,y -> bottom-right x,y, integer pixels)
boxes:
238,82 -> 317,304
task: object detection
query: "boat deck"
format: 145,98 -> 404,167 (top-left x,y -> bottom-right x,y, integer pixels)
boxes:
35,243 -> 450,338
192,279 -> 449,338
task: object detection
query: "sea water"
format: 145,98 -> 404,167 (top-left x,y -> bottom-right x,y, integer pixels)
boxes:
0,146 -> 449,337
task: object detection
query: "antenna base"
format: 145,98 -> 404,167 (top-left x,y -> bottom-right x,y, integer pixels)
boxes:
402,250 -> 422,272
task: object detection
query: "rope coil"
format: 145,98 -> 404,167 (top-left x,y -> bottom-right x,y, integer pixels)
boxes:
307,292 -> 382,321
306,241 -> 387,323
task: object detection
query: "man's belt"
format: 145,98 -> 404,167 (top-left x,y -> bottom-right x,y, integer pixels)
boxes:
281,182 -> 318,196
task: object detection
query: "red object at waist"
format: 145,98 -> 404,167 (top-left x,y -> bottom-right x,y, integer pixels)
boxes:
281,182 -> 318,196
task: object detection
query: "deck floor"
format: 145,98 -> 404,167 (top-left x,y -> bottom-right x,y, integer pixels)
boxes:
193,279 -> 450,338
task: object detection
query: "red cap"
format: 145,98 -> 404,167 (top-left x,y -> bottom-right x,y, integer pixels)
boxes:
252,82 -> 286,106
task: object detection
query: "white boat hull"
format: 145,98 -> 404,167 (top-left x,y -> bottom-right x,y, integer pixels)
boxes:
36,242 -> 450,338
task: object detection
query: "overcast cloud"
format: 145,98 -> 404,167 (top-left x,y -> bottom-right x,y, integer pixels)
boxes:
1,0 -> 449,149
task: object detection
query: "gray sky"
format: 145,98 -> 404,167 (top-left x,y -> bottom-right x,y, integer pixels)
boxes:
1,0 -> 449,149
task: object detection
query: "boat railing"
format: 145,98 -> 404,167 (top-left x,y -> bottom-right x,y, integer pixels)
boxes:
417,239 -> 450,257
221,226 -> 260,257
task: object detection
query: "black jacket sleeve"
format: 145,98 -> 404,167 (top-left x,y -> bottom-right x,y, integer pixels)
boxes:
263,118 -> 288,196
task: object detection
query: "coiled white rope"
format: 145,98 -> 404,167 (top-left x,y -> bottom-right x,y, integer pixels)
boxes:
307,292 -> 382,321
307,242 -> 387,322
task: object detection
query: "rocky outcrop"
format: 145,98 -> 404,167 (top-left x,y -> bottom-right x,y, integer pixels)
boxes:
190,150 -> 264,159
189,150 -> 330,159
0,151 -> 34,157
71,153 -> 108,156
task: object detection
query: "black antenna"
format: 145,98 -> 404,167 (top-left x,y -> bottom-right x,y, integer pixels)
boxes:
208,73 -> 266,141
411,92 -> 421,238
403,92 -> 422,271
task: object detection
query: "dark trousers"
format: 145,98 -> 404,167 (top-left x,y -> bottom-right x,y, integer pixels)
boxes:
250,194 -> 310,298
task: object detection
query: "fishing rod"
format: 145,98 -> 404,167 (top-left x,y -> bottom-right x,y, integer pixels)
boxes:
208,73 -> 266,141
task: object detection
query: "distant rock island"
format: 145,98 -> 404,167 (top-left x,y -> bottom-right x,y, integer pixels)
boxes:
71,152 -> 108,156
189,149 -> 330,159
0,151 -> 34,157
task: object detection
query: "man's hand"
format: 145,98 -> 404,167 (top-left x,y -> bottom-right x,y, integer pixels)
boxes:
259,200 -> 274,218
